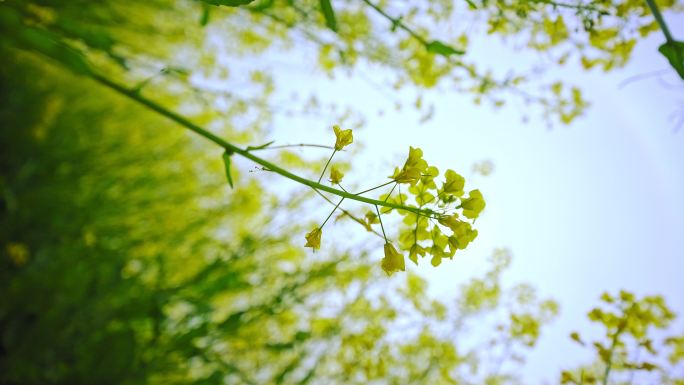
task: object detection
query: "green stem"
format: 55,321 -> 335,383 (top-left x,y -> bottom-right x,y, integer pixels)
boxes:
355,180 -> 395,196
312,188 -> 383,238
320,197 -> 344,229
531,0 -> 607,14
318,149 -> 336,183
413,183 -> 426,246
602,322 -> 627,385
398,184 -> 404,206
251,143 -> 336,151
383,182 -> 398,202
645,0 -> 675,43
89,72 -> 438,218
361,0 -> 427,45
375,205 -> 388,242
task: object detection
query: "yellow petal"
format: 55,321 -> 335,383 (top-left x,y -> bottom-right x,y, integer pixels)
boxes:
381,243 -> 405,275
304,228 -> 322,250
329,166 -> 344,184
333,125 -> 353,151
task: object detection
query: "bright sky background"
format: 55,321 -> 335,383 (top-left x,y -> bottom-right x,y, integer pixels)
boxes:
263,10 -> 684,383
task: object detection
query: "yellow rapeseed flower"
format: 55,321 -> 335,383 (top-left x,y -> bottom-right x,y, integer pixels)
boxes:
381,242 -> 405,276
461,189 -> 486,219
442,169 -> 465,196
390,166 -> 422,185
333,125 -> 353,151
329,166 -> 344,184
6,243 -> 29,266
304,227 -> 322,250
390,146 -> 428,185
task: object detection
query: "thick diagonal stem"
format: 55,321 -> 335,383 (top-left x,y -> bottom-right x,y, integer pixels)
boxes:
89,72 -> 439,218
645,0 -> 675,43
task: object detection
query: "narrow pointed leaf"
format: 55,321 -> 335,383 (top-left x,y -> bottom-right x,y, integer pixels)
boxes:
319,0 -> 337,32
200,0 -> 255,7
222,151 -> 235,188
658,40 -> 684,80
200,4 -> 211,26
246,140 -> 275,150
425,40 -> 465,56
252,0 -> 275,11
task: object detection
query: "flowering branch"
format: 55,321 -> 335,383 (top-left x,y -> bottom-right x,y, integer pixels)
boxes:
89,73 -> 441,219
6,13 -> 485,274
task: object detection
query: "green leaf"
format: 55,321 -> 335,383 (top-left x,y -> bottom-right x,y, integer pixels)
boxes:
319,0 -> 337,32
658,40 -> 684,80
18,27 -> 92,75
390,18 -> 402,32
274,356 -> 302,384
425,40 -> 465,56
222,151 -> 235,188
252,0 -> 276,11
200,0 -> 255,7
464,0 -> 478,9
200,4 -> 211,26
246,140 -> 275,150
0,7 -> 92,74
54,16 -> 114,51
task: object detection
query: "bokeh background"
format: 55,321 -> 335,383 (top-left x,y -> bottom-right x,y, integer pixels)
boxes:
2,1 -> 684,384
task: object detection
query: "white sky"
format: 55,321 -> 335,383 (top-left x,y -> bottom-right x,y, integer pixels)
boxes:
259,10 -> 684,383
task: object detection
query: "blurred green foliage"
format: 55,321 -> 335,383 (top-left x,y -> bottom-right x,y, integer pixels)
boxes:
562,291 -> 684,384
1,1 -> 683,384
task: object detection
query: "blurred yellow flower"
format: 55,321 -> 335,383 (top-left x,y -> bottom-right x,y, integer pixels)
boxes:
461,189 -> 485,219
304,227 -> 322,250
329,166 -> 344,184
363,210 -> 379,231
442,169 -> 465,196
6,242 -> 29,266
390,146 -> 428,185
333,125 -> 353,151
390,166 -> 422,185
381,242 -> 405,276
408,244 -> 426,265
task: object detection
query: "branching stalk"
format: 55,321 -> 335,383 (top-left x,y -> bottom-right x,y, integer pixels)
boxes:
361,0 -> 428,45
354,180 -> 395,196
312,188 -> 383,238
89,72 -> 439,219
320,197 -> 344,229
375,205 -> 388,242
250,143 -> 336,151
602,322 -> 627,385
318,149 -> 336,183
531,0 -> 608,14
645,0 -> 675,43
